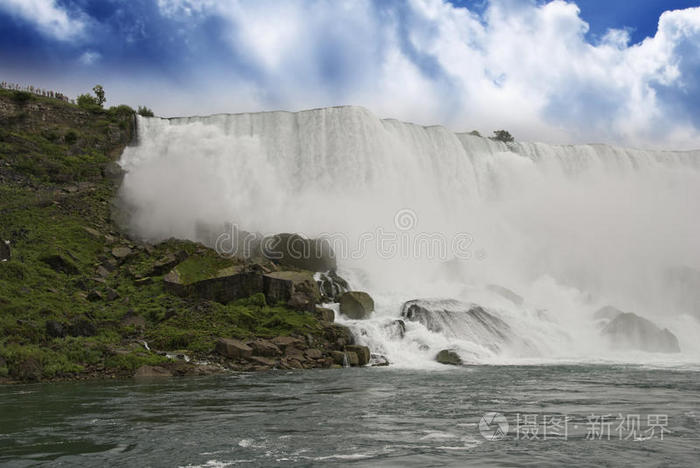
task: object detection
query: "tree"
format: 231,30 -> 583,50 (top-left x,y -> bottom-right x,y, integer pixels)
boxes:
77,93 -> 99,109
137,106 -> 154,117
92,85 -> 106,107
468,130 -> 481,137
491,130 -> 514,143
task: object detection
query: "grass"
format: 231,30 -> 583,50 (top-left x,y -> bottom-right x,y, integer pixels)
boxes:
0,90 -> 327,381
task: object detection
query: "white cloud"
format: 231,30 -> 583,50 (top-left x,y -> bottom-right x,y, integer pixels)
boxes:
154,0 -> 700,148
0,0 -> 86,41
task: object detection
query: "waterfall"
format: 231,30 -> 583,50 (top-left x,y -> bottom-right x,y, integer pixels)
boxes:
118,106 -> 700,366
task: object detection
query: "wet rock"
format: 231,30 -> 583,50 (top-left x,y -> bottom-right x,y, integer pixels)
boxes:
261,233 -> 336,272
45,320 -> 66,338
40,254 -> 79,275
0,240 -> 10,261
383,319 -> 406,339
370,354 -> 390,366
215,338 -> 253,359
339,291 -> 374,320
593,305 -> 624,321
330,350 -> 346,366
317,270 -> 349,301
314,306 -> 335,323
249,356 -> 276,367
345,345 -> 370,366
600,312 -> 680,353
345,351 -> 359,366
436,349 -> 462,366
134,365 -> 172,378
323,324 -> 355,348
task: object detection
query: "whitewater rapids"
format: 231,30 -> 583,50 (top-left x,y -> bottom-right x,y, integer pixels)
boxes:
118,106 -> 700,368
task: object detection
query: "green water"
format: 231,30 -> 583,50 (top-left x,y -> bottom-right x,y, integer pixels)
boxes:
1,365 -> 699,467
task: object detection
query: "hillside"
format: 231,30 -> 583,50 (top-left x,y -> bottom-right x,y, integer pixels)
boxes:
0,89 -> 360,382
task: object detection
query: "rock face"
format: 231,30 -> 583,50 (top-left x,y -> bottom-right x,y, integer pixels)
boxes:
263,271 -> 320,308
401,298 -> 533,354
339,291 -> 374,320
314,307 -> 335,323
0,240 -> 10,261
436,349 -> 462,365
598,310 -> 680,353
164,265 -> 264,304
261,233 -> 336,272
382,319 -> 406,339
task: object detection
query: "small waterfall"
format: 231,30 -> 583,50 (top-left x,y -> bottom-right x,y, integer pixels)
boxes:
118,106 -> 700,366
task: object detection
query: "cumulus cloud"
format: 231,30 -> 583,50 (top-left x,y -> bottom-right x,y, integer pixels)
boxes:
0,0 -> 86,41
149,0 -> 700,148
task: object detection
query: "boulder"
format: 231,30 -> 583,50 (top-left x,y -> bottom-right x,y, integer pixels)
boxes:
215,338 -> 253,359
436,349 -> 462,366
345,351 -> 360,366
305,348 -> 323,360
330,350 -> 347,366
40,254 -> 79,275
271,336 -> 305,351
339,291 -> 374,320
323,323 -> 355,348
400,299 -> 533,354
345,345 -> 370,366
247,339 -> 282,357
261,233 -> 336,272
594,305 -> 624,321
149,253 -> 182,276
382,319 -> 406,339
134,365 -> 172,378
164,265 -> 263,304
111,246 -> 132,260
263,271 -> 320,308
600,312 -> 680,353
314,306 -> 335,323
317,270 -> 349,301
0,240 -> 10,262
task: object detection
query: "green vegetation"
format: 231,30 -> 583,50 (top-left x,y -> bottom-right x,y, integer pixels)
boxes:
491,129 -> 514,143
137,106 -> 154,117
0,88 -> 326,382
93,85 -> 106,107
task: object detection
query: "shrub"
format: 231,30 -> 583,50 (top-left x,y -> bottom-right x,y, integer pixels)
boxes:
11,91 -> 31,105
77,93 -> 100,110
468,130 -> 481,137
137,106 -> 154,117
64,130 -> 78,145
491,130 -> 514,143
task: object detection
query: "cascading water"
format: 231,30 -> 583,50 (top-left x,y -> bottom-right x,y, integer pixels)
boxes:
118,106 -> 700,367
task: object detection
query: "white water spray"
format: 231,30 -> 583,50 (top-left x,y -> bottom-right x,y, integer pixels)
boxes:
118,106 -> 700,367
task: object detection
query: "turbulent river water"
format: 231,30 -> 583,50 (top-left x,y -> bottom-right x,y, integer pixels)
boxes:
1,366 -> 699,467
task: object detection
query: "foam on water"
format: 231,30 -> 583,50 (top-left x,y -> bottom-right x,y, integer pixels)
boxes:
118,106 -> 700,367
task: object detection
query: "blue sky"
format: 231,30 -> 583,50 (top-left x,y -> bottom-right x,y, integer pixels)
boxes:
1,0 -> 700,148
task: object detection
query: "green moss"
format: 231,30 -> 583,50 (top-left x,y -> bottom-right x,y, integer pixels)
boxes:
173,253 -> 239,284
